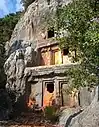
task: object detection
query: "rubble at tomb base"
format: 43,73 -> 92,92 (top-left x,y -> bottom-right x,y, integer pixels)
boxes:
0,106 -> 82,127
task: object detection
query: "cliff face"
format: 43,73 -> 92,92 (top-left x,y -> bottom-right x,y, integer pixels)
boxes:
3,1 -> 99,126
4,0 -> 71,111
9,0 -> 71,47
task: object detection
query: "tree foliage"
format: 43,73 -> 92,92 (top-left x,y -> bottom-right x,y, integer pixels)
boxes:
0,12 -> 22,42
0,42 -> 6,88
21,0 -> 35,10
55,0 -> 99,89
0,12 -> 21,88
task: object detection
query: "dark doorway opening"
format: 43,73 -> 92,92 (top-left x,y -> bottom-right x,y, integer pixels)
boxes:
63,48 -> 69,55
48,28 -> 54,38
47,83 -> 54,93
47,0 -> 50,5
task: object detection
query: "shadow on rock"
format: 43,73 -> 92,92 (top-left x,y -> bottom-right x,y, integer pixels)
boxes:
0,89 -> 12,120
65,109 -> 83,127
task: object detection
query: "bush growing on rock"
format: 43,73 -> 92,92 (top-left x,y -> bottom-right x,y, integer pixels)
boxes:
44,106 -> 60,123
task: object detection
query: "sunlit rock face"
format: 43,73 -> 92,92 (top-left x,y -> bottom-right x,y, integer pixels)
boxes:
9,0 -> 71,45
4,0 -> 71,111
4,40 -> 37,111
68,87 -> 99,127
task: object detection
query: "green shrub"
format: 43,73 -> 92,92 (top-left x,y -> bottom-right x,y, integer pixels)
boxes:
44,106 -> 60,123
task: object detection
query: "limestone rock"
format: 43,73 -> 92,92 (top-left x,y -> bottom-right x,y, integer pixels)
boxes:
4,0 -> 71,110
58,87 -> 99,127
4,40 -> 36,109
68,87 -> 99,127
9,0 -> 71,46
58,108 -> 82,127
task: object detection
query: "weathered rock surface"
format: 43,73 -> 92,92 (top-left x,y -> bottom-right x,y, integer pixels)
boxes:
4,40 -> 36,110
25,64 -> 77,78
9,0 -> 71,46
57,87 -> 99,127
4,0 -> 71,111
58,108 -> 82,127
67,87 -> 99,127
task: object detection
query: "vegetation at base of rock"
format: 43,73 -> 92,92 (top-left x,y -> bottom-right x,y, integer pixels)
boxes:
21,0 -> 35,10
53,0 -> 99,90
44,106 -> 60,123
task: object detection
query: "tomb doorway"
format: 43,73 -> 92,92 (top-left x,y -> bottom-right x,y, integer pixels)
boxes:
43,82 -> 55,107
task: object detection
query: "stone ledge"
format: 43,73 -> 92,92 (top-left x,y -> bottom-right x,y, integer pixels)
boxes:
25,63 -> 78,77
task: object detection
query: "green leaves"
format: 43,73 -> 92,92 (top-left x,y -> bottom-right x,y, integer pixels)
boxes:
56,0 -> 99,89
0,42 -> 6,88
67,66 -> 98,89
44,106 -> 60,123
0,12 -> 21,43
0,12 -> 21,88
21,0 -> 35,10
